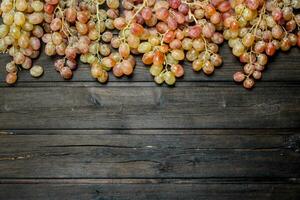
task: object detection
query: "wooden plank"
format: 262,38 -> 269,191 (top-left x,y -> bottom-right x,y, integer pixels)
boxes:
0,44 -> 299,83
0,133 -> 299,178
0,179 -> 299,200
0,85 -> 299,129
0,129 -> 298,135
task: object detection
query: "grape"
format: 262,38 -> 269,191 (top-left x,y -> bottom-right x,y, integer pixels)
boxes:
6,61 -> 17,73
22,57 -> 32,69
150,64 -> 163,76
30,65 -> 43,77
164,71 -> 176,85
60,67 -> 73,79
6,72 -> 17,84
233,71 -> 245,82
243,78 -> 255,89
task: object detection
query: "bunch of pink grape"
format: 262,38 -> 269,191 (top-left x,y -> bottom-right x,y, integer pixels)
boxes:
42,0 -> 119,82
224,0 -> 300,89
109,0 -> 227,85
0,0 -> 46,84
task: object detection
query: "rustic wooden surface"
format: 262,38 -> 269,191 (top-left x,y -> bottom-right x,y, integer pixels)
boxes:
0,43 -> 299,199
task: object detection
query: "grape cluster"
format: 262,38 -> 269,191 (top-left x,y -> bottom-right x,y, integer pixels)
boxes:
42,0 -> 119,82
0,0 -> 299,89
224,0 -> 300,89
110,0 -> 226,85
0,0 -> 45,84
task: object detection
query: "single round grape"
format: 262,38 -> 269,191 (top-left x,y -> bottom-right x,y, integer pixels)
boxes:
6,61 -> 17,73
243,78 -> 255,89
30,65 -> 43,77
6,72 -> 17,84
45,42 -> 56,56
99,44 -> 111,56
121,60 -> 134,76
137,42 -> 152,54
164,71 -> 176,85
28,12 -> 44,25
154,75 -> 164,84
171,49 -> 185,61
171,64 -> 184,78
233,71 -> 245,82
97,70 -> 108,83
256,54 -> 268,66
102,31 -> 113,43
182,38 -> 193,50
252,70 -> 262,80
202,60 -> 215,75
119,43 -> 130,59
60,67 -> 73,80
210,54 -> 222,67
150,64 -> 163,77
186,49 -> 199,62
127,35 -> 140,49
91,65 -> 103,78
22,57 -> 32,69
14,52 -> 26,65
192,59 -> 204,71
54,59 -> 65,72
113,63 -> 124,77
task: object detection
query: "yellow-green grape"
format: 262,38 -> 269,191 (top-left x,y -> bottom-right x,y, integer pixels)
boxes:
30,65 -> 44,78
14,12 -> 26,26
0,24 -> 9,38
28,12 -> 44,25
1,0 -> 13,13
171,49 -> 185,61
10,26 -> 21,39
150,64 -> 163,76
154,75 -> 164,84
3,12 -> 14,25
242,33 -> 255,48
89,42 -> 100,55
164,71 -> 176,85
137,42 -> 152,53
234,4 -> 245,15
148,35 -> 160,46
127,35 -> 140,49
0,39 -> 7,52
16,0 -> 28,11
4,35 -> 14,46
18,34 -> 30,49
166,53 -> 179,64
232,44 -> 246,57
242,8 -> 256,21
80,54 -> 88,63
22,21 -> 34,31
31,1 -> 44,12
106,0 -> 120,9
237,17 -> 248,28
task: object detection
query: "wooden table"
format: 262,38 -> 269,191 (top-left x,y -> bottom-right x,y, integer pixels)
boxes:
0,44 -> 299,199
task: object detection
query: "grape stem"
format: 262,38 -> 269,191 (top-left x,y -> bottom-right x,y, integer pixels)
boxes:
252,2 -> 266,38
55,5 -> 74,38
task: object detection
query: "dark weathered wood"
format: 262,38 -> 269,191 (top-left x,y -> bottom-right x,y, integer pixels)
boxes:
0,44 -> 299,83
0,84 -> 299,129
0,179 -> 299,200
0,129 -> 298,135
0,133 -> 299,178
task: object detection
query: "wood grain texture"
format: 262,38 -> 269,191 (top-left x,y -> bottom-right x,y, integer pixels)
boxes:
0,133 -> 299,178
0,44 -> 299,83
0,40 -> 299,198
0,180 -> 300,200
0,84 -> 299,129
